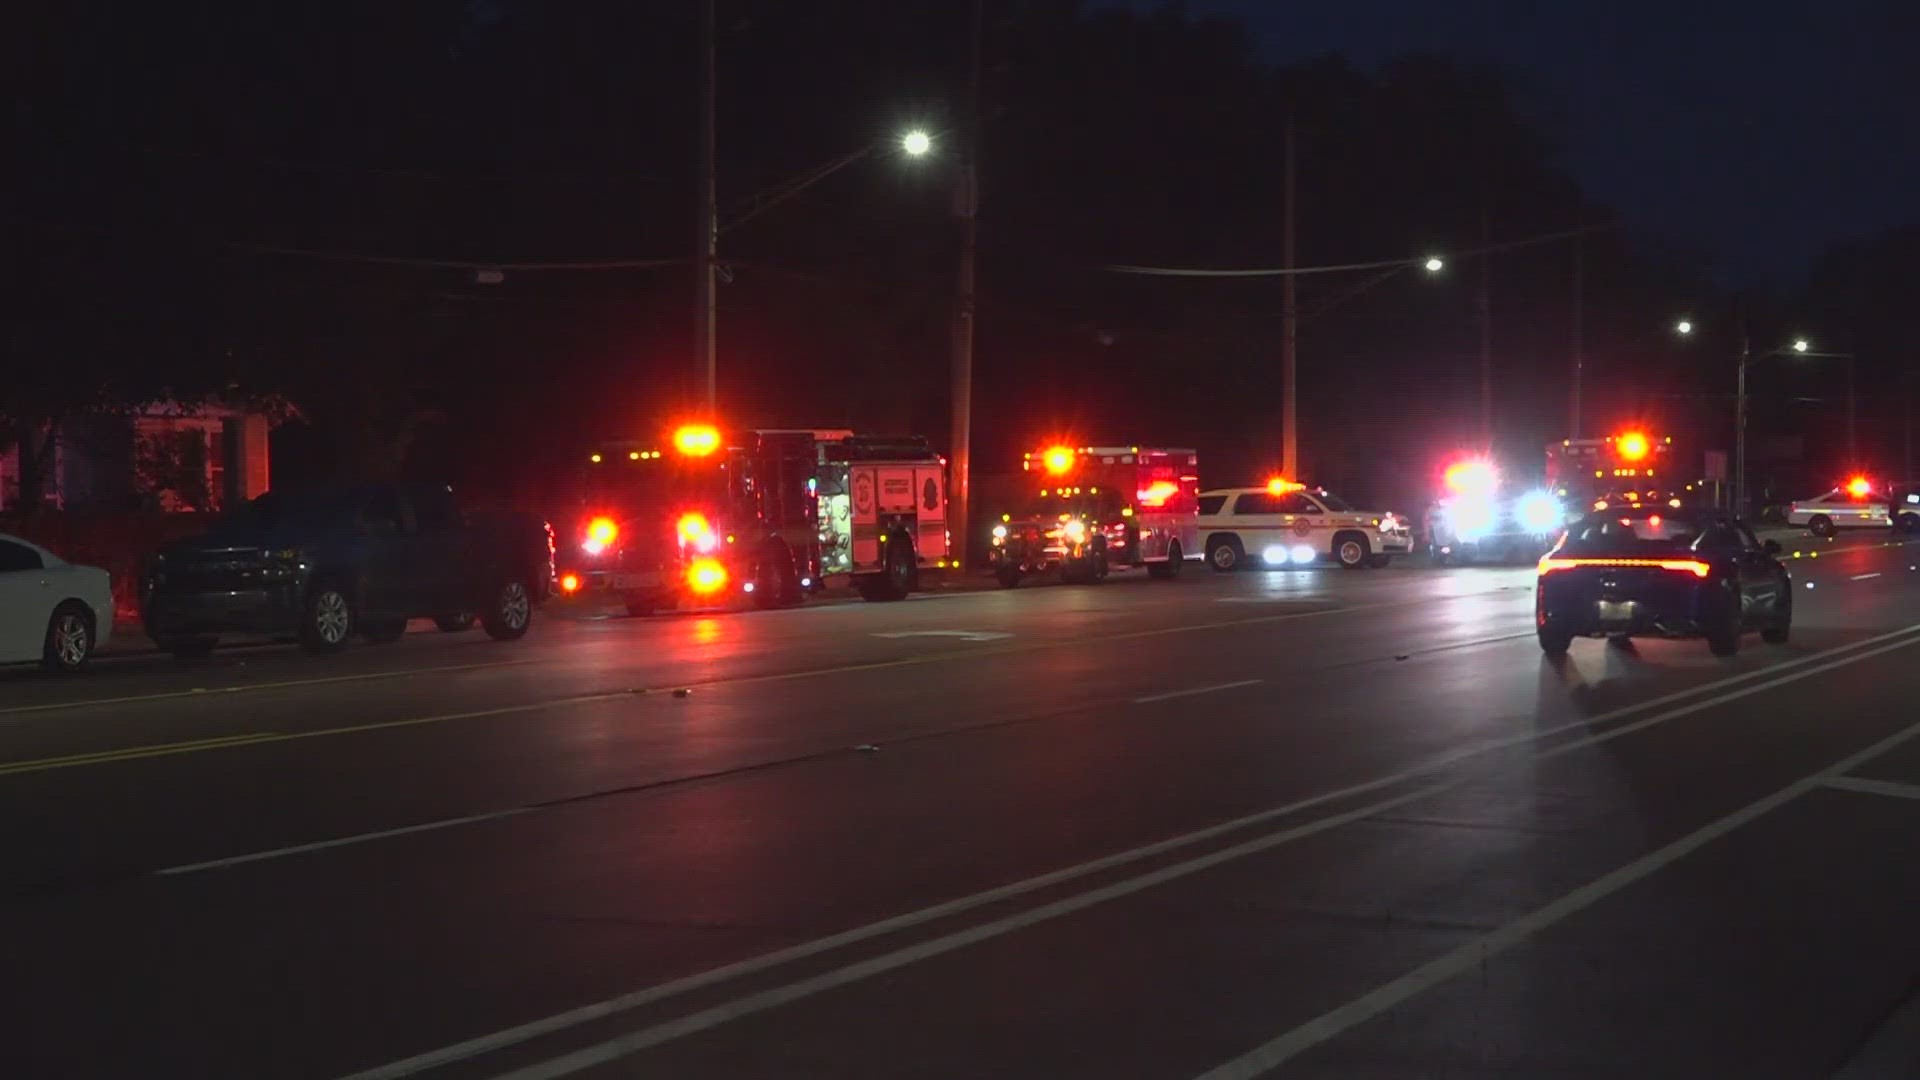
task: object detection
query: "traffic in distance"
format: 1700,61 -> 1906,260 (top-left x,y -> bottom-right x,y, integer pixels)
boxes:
5,419 -> 1913,673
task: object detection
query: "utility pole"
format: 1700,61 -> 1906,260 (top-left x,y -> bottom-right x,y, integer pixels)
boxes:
1569,224 -> 1584,438
695,0 -> 718,410
1477,202 -> 1493,447
948,0 -> 982,571
1281,115 -> 1298,479
1735,325 -> 1750,517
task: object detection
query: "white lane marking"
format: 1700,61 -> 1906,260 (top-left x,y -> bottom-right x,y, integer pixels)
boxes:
870,630 -> 1014,642
155,808 -> 532,876
1191,675 -> 1920,1080
1134,680 -> 1263,704
490,631 -> 1920,1080
0,659 -> 527,719
1852,572 -> 1883,581
347,627 -> 1920,1080
1821,775 -> 1920,801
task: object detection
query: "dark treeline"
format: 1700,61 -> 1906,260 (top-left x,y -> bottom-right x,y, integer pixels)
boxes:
8,1 -> 1911,508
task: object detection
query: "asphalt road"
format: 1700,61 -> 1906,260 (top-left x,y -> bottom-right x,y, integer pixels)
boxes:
6,537 -> 1920,1079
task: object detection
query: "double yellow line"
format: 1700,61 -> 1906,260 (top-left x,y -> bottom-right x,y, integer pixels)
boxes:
0,731 -> 287,776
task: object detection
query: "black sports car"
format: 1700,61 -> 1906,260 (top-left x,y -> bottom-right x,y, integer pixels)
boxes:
1535,508 -> 1792,657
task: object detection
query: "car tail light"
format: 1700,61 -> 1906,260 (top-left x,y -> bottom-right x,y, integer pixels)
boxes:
1538,557 -> 1710,579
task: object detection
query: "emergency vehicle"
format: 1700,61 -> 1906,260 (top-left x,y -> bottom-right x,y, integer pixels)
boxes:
1422,457 -> 1565,565
560,425 -> 949,614
988,445 -> 1201,588
1787,476 -> 1918,535
1197,479 -> 1413,569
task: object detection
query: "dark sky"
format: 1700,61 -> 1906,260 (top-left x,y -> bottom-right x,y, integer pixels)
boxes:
1111,0 -> 1919,286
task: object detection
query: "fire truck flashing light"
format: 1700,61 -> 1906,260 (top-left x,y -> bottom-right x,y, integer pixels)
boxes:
1042,446 -> 1076,475
582,516 -> 618,555
1616,431 -> 1650,461
686,557 -> 729,595
1443,458 -> 1496,494
673,424 -> 722,457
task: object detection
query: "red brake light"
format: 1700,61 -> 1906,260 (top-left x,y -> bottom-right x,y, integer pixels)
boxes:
559,573 -> 582,594
1538,557 -> 1710,579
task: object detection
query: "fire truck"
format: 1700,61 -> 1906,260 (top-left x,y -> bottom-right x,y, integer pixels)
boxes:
1424,430 -> 1690,564
988,444 -> 1202,588
560,425 -> 949,615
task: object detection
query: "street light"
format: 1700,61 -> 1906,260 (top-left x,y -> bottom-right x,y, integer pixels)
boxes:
1424,256 -> 1445,273
1793,338 -> 1810,353
1676,319 -> 1693,335
901,129 -> 933,157
1683,322 -> 1857,516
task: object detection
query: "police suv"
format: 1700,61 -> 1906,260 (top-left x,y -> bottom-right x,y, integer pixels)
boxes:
1197,483 -> 1413,570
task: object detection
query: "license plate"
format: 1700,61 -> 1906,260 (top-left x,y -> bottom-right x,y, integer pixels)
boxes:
1597,600 -> 1635,622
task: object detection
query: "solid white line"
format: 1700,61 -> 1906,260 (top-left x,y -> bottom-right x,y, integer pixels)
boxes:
1852,572 -> 1883,581
338,625 -> 1920,1080
463,630 -> 1920,1080
1190,665 -> 1920,1079
1134,679 -> 1263,704
155,808 -> 532,876
0,659 -> 527,718
1821,775 -> 1920,802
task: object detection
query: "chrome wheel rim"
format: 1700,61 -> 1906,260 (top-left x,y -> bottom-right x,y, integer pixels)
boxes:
499,583 -> 530,629
1212,546 -> 1234,569
53,614 -> 89,667
1339,541 -> 1363,564
314,591 -> 351,643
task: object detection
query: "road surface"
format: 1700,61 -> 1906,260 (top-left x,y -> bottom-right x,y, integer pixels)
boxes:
6,538 -> 1920,1079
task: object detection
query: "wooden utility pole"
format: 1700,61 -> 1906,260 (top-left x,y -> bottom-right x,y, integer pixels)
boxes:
695,0 -> 718,409
947,0 -> 982,570
1281,116 -> 1298,479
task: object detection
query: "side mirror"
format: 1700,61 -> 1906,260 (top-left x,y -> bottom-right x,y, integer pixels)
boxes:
1763,539 -> 1782,555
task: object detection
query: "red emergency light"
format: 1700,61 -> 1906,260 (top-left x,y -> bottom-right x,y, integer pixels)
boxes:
1443,458 -> 1496,495
673,424 -> 721,457
1041,446 -> 1076,475
1266,477 -> 1304,495
1137,480 -> 1180,507
1616,431 -> 1650,462
1847,476 -> 1873,498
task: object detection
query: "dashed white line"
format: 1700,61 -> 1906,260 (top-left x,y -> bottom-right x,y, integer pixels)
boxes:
1821,774 -> 1920,801
1189,653 -> 1920,1080
157,808 -> 533,875
1133,679 -> 1263,704
341,625 -> 1920,1080
1852,572 -> 1883,581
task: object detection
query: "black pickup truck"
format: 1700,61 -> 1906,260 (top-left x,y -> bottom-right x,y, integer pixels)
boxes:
143,482 -> 554,657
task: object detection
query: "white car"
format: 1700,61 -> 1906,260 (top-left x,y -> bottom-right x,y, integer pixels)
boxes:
0,533 -> 114,672
1787,487 -> 1896,537
1197,486 -> 1414,570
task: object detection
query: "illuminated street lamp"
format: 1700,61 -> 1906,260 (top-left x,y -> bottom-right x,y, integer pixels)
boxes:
1424,256 -> 1445,273
901,129 -> 933,157
1682,322 -> 1856,515
1793,338 -> 1810,353
1675,319 -> 1692,335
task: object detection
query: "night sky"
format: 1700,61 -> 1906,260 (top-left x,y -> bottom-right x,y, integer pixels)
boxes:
1113,0 -> 1919,286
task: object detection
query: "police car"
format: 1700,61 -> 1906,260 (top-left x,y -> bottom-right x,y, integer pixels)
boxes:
1786,478 -> 1918,536
1197,483 -> 1413,569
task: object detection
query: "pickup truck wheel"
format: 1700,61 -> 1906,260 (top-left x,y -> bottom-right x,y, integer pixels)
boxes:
434,614 -> 476,633
1207,535 -> 1243,572
360,618 -> 407,644
41,602 -> 95,673
157,636 -> 216,659
482,580 -> 533,640
1335,533 -> 1372,569
299,587 -> 354,654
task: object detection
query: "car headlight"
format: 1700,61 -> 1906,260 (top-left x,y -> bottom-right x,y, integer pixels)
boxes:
1062,519 -> 1087,543
992,524 -> 1008,539
1515,490 -> 1562,534
1449,497 -> 1495,542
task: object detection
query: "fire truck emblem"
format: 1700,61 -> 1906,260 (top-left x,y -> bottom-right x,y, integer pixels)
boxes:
923,477 -> 939,511
1292,518 -> 1314,537
854,472 -> 875,515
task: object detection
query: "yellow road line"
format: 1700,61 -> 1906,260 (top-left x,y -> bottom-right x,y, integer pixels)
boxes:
0,659 -> 529,719
0,732 -> 286,775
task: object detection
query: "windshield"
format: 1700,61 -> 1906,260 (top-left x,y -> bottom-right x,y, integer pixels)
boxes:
1559,511 -> 1708,555
1314,491 -> 1354,511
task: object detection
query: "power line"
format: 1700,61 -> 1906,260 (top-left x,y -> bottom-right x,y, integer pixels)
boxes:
1103,222 -> 1620,278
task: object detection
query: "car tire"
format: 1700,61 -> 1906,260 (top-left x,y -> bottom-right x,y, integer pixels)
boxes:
158,636 -> 216,659
1761,580 -> 1792,644
360,618 -> 408,644
1808,514 -> 1835,538
1366,554 -> 1391,569
995,566 -> 1023,589
1537,620 -> 1573,656
298,585 -> 354,654
482,579 -> 533,640
41,601 -> 95,674
1898,512 -> 1920,534
1147,541 -> 1183,579
1207,535 -> 1243,573
434,614 -> 476,633
1335,532 -> 1371,569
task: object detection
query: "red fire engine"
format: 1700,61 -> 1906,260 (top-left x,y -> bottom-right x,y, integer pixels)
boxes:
561,425 -> 950,614
1547,431 -> 1699,512
988,444 -> 1202,587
